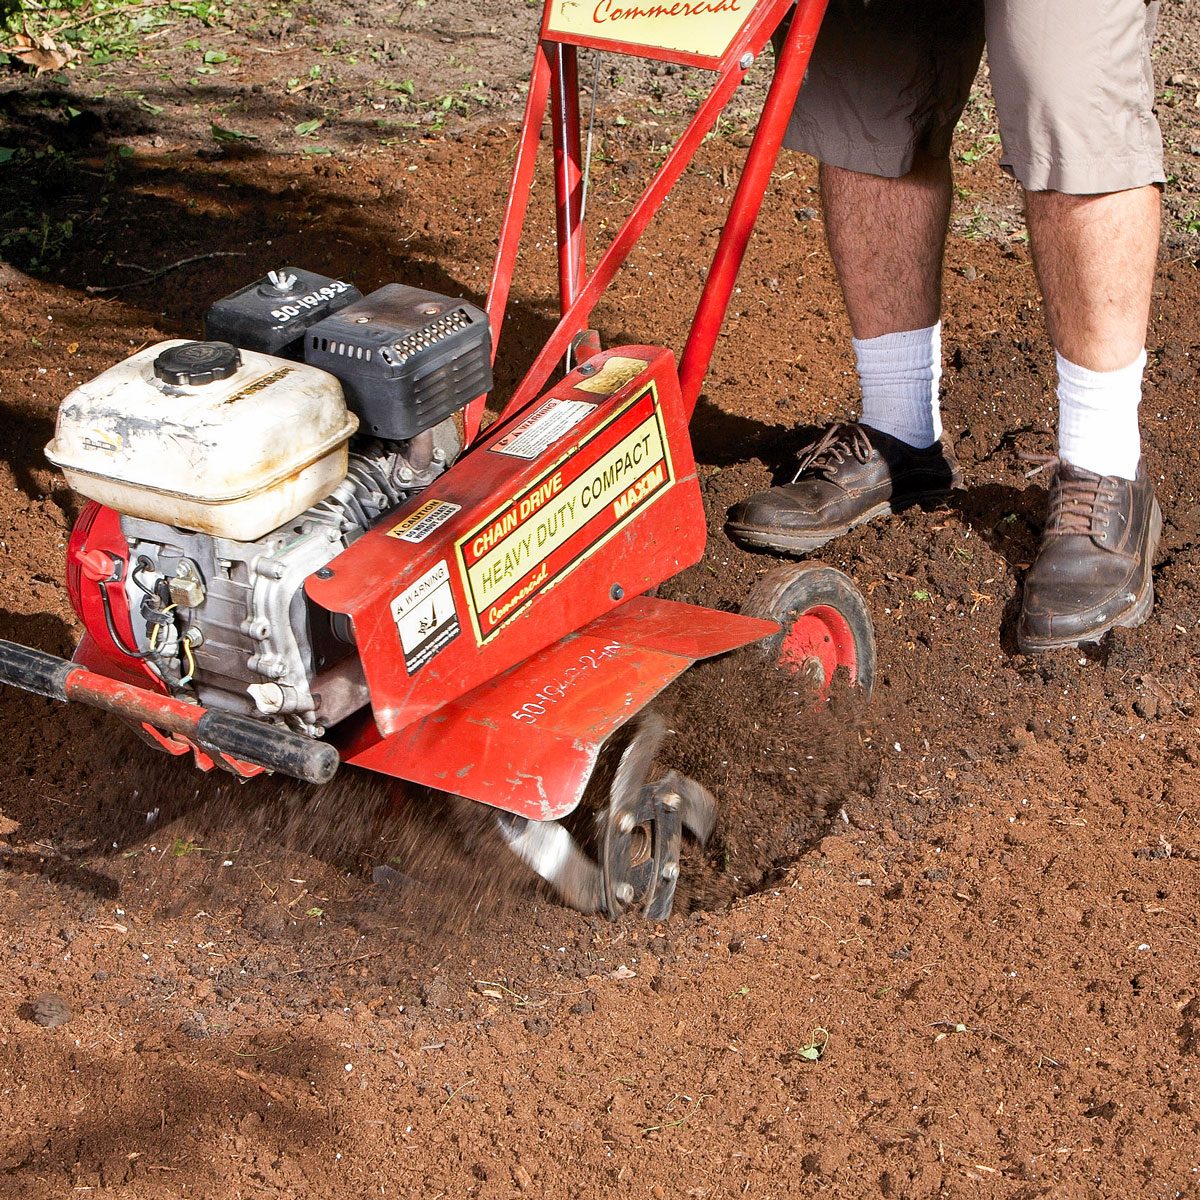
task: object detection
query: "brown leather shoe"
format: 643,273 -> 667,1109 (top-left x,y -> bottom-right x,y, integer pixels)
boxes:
1017,459 -> 1161,653
726,422 -> 962,555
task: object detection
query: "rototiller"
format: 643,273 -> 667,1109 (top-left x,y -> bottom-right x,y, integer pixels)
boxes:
0,0 -> 875,918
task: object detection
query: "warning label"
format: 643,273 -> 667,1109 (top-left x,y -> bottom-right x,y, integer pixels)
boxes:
489,396 -> 596,460
389,560 -> 460,674
457,384 -> 674,642
386,498 -> 461,543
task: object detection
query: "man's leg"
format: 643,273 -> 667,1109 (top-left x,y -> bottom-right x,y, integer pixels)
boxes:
987,0 -> 1165,651
725,153 -> 963,555
1015,184 -> 1163,651
1027,185 -> 1159,480
822,154 -> 951,341
726,0 -> 981,556
822,153 -> 951,450
1025,186 -> 1160,374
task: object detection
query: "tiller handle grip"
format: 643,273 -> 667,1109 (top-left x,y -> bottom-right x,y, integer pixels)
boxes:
0,638 -> 339,785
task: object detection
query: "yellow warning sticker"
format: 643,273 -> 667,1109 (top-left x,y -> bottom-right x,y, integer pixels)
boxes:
386,498 -> 462,543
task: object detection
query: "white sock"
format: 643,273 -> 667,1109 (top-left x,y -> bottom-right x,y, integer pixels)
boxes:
852,322 -> 942,449
1056,350 -> 1144,480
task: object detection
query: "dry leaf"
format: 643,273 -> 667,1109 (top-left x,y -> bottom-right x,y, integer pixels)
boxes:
3,32 -> 80,74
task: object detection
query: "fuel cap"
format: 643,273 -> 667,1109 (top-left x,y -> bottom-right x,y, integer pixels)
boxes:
153,341 -> 242,386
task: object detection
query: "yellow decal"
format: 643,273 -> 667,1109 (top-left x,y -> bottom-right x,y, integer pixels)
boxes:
574,355 -> 649,396
386,498 -> 462,543
546,0 -> 762,60
457,385 -> 674,641
84,429 -> 124,453
223,366 -> 292,405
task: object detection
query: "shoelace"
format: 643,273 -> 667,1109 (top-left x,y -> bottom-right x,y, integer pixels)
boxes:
791,422 -> 873,483
1019,452 -> 1108,537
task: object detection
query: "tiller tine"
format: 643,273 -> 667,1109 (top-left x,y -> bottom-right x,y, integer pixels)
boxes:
662,771 -> 718,845
495,812 -> 606,915
601,767 -> 683,922
495,712 -> 718,922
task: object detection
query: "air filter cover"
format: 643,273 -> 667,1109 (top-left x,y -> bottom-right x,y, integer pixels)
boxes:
305,283 -> 492,439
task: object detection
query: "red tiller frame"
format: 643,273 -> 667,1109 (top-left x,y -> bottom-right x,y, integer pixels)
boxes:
463,0 -> 829,447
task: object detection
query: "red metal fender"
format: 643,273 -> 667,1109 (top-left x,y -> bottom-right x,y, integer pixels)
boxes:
339,596 -> 777,821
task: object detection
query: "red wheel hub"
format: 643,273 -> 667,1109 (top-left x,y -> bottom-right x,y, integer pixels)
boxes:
778,604 -> 858,691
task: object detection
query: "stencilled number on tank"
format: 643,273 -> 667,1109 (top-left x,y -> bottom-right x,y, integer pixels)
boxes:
271,280 -> 351,323
511,643 -> 622,723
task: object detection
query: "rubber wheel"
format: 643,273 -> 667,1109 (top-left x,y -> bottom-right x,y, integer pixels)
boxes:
741,563 -> 876,698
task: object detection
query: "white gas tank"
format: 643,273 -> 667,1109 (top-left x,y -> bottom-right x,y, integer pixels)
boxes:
46,340 -> 358,541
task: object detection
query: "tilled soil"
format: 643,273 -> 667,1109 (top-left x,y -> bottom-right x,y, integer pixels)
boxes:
2,5 -> 1200,1198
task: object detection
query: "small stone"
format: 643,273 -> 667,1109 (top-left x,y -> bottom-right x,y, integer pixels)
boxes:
30,993 -> 72,1029
796,206 -> 818,221
1133,843 -> 1171,861
179,1011 -> 209,1039
924,867 -> 949,883
419,977 -> 451,1009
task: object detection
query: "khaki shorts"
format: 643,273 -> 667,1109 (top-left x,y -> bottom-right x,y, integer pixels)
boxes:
782,0 -> 1165,194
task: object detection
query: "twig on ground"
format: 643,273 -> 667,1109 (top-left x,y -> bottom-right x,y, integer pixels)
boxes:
86,251 -> 245,295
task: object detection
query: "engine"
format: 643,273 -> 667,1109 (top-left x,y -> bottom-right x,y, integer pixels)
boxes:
49,270 -> 491,739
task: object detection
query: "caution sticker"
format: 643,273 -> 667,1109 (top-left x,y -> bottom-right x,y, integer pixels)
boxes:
489,396 -> 596,460
457,384 -> 674,643
389,560 -> 461,674
387,498 -> 461,543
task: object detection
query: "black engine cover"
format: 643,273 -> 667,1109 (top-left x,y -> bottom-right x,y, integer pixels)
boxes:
304,284 -> 492,440
204,268 -> 361,359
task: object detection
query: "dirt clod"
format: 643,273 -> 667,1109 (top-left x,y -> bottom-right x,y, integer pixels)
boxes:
29,994 -> 72,1029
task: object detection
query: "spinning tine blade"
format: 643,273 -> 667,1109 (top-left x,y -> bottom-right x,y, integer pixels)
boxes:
672,774 -> 718,844
644,792 -> 683,923
610,711 -> 665,814
495,813 -> 605,913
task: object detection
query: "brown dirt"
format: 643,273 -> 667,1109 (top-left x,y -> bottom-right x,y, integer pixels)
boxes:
2,4 -> 1200,1198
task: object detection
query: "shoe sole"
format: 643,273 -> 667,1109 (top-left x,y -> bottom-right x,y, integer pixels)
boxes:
726,489 -> 956,557
1016,497 -> 1162,654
